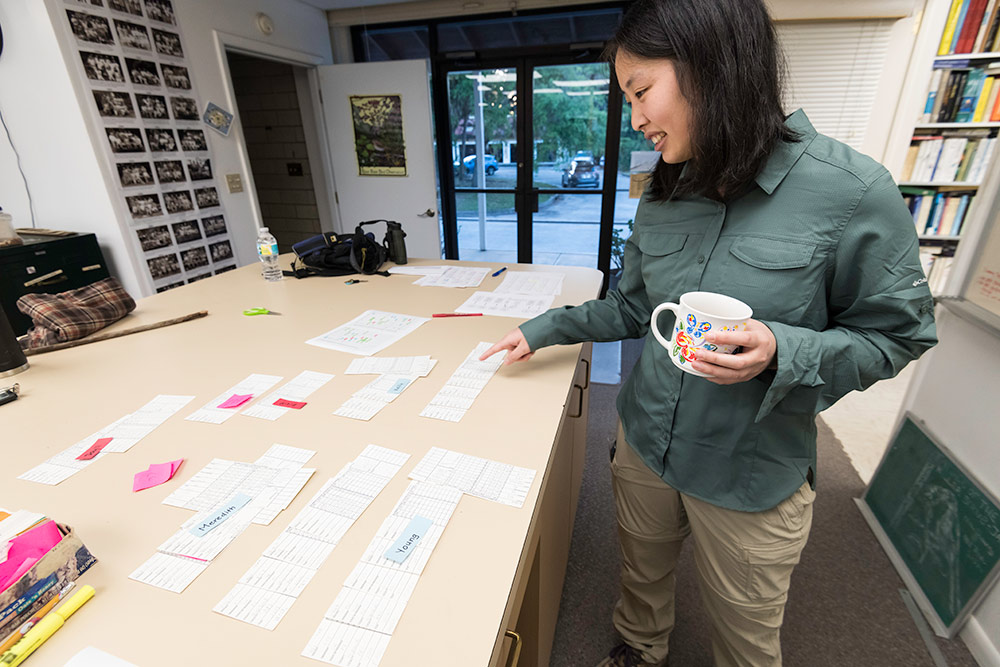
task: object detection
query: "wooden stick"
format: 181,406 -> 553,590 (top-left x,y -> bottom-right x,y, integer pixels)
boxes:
23,310 -> 208,356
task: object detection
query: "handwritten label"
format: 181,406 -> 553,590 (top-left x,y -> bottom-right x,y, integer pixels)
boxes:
76,437 -> 113,461
388,379 -> 412,395
189,494 -> 252,537
384,515 -> 433,563
273,398 -> 307,409
218,394 -> 253,409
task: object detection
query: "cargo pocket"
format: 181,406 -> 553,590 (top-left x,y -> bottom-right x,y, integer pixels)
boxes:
723,236 -> 821,323
636,233 -> 687,306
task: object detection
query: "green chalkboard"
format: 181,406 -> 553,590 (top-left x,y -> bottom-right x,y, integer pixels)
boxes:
860,415 -> 1000,637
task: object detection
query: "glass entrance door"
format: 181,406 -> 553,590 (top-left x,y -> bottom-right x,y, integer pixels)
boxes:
442,58 -> 618,272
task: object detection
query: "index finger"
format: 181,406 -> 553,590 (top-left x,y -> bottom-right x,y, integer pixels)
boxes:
479,341 -> 509,361
706,330 -> 754,347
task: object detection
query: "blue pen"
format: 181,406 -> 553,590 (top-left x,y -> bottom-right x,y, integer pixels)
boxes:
492,267 -> 507,277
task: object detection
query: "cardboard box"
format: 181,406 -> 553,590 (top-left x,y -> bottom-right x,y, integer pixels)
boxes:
0,524 -> 96,637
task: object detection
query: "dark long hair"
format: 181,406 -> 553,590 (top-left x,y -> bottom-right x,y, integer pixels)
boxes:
605,0 -> 797,201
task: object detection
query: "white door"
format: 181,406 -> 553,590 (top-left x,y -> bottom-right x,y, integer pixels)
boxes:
318,60 -> 441,260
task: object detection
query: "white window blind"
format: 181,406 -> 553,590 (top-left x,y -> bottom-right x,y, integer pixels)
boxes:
777,20 -> 896,151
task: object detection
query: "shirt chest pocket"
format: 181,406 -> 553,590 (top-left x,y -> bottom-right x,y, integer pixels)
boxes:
636,233 -> 688,305
720,237 -> 823,324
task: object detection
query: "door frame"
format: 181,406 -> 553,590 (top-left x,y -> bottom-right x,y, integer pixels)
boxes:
211,31 -> 342,236
432,50 -> 624,283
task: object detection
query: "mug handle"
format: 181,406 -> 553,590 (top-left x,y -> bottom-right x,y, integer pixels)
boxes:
650,302 -> 680,350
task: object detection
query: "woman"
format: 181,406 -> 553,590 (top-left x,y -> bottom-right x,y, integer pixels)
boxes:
480,0 -> 937,665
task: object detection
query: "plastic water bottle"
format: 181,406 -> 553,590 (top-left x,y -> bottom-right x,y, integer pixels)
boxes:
256,227 -> 282,282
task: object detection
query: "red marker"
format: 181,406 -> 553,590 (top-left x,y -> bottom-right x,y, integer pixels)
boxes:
432,313 -> 483,318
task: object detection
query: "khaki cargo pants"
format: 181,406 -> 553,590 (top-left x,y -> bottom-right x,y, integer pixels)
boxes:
610,424 -> 815,667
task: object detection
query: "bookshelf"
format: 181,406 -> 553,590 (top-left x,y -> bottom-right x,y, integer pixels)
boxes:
891,0 -> 1000,293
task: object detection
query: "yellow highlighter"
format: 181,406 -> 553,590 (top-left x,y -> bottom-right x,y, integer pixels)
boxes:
0,585 -> 94,666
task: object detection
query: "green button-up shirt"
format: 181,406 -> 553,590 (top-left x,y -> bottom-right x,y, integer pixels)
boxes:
521,110 -> 937,512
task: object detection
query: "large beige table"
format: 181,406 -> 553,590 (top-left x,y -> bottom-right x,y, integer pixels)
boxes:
3,258 -> 602,667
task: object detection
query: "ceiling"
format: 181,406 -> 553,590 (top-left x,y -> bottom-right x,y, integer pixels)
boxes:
298,0 -> 429,10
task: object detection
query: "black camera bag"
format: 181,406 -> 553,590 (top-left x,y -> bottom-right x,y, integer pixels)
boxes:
286,222 -> 389,278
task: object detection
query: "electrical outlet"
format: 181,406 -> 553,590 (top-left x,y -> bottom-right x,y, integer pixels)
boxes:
225,173 -> 244,193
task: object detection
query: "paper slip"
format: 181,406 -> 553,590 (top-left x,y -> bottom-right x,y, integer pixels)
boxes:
454,291 -> 555,318
302,482 -> 462,666
242,371 -> 335,421
18,394 -> 194,485
387,265 -> 447,276
306,310 -> 429,357
334,375 -> 420,422
420,342 -> 504,423
130,490 -> 276,593
345,356 -> 436,377
215,445 -> 409,631
414,266 -> 488,288
162,444 -> 316,525
410,446 -> 537,508
493,270 -> 564,296
186,374 -> 282,424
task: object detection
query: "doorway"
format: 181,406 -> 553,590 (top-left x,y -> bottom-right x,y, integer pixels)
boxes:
441,57 -> 623,272
226,52 -> 324,253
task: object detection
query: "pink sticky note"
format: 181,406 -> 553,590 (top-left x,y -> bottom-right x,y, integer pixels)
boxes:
218,394 -> 252,409
273,398 -> 307,410
76,437 -> 113,461
132,459 -> 185,492
0,520 -> 63,593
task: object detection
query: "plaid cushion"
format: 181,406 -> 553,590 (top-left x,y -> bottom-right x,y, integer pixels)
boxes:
17,277 -> 136,349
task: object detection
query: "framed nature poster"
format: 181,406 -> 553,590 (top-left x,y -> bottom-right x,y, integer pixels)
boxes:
349,94 -> 406,176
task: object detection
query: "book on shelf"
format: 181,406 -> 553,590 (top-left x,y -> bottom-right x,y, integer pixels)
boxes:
974,74 -> 999,120
968,135 -> 997,180
901,189 -> 977,236
955,68 -> 986,121
938,69 -> 970,122
935,136 -> 968,180
939,0 -> 1000,54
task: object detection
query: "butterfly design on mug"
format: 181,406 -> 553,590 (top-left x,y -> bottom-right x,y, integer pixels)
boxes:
672,314 -> 717,364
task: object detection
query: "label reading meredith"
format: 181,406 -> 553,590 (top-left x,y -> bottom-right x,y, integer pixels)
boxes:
384,515 -> 433,563
189,493 -> 252,538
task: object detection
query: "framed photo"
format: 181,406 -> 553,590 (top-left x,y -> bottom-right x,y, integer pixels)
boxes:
177,129 -> 207,151
147,253 -> 181,279
144,0 -> 176,25
153,159 -> 185,184
135,224 -> 171,251
201,214 -> 226,237
80,51 -> 124,82
108,0 -> 143,16
187,272 -> 212,283
106,127 -> 145,153
187,158 -> 212,181
113,19 -> 151,50
170,96 -> 199,121
161,64 -> 190,90
163,190 -> 193,214
171,219 -> 201,244
67,11 -> 113,45
93,90 -> 134,118
117,161 -> 154,187
180,246 -> 208,271
125,58 -> 160,86
209,240 -> 233,263
155,280 -> 184,293
146,128 -> 177,152
215,264 -> 236,275
136,94 -> 168,120
151,29 -> 183,57
194,187 -> 219,209
349,94 -> 406,176
125,193 -> 163,219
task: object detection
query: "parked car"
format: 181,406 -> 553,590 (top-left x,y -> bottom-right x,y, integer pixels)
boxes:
561,158 -> 600,188
461,154 -> 499,175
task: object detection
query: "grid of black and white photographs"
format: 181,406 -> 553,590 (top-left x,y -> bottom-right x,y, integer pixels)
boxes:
61,0 -> 236,292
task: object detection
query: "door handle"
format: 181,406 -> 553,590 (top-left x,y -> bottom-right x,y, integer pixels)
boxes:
530,189 -> 539,213
418,209 -> 436,217
24,269 -> 65,287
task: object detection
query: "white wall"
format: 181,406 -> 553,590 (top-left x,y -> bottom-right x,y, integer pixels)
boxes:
0,0 -> 332,298
0,1 -> 143,297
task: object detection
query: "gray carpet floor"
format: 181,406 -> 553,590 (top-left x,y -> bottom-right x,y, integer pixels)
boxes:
549,340 -> 979,667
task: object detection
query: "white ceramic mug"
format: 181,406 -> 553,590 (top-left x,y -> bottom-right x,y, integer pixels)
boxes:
650,291 -> 753,377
